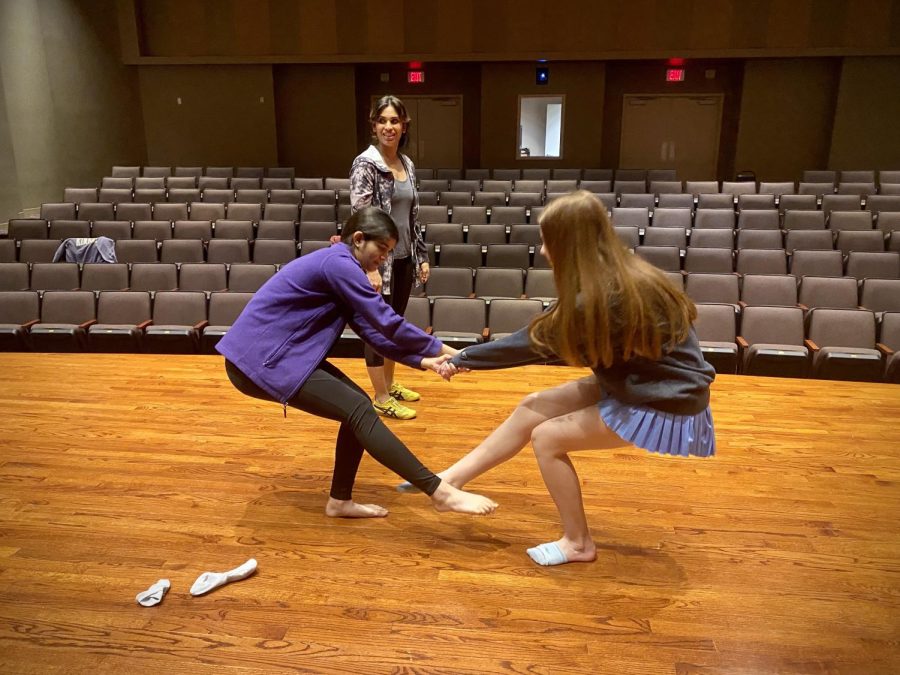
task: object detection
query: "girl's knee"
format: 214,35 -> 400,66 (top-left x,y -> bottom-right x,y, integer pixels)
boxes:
531,421 -> 564,458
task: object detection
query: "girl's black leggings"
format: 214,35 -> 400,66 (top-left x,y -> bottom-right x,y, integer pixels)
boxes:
365,255 -> 414,368
225,359 -> 441,500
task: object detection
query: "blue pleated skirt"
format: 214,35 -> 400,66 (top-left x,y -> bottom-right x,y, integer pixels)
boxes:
598,395 -> 716,458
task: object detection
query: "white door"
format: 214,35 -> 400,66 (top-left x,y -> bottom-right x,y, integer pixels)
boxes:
620,94 -> 723,180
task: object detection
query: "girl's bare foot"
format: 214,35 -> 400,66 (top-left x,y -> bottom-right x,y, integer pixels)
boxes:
325,498 -> 388,518
430,481 -> 498,515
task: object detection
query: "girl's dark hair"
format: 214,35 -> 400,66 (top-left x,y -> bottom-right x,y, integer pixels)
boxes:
369,95 -> 411,149
341,206 -> 399,245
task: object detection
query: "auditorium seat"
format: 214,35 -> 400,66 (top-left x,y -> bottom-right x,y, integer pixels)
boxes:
228,263 -> 276,291
190,203 -> 225,222
805,308 -> 882,381
618,193 -> 655,209
784,229 -> 833,253
441,191 -> 474,208
143,291 -> 208,354
160,240 -> 204,264
685,273 -> 739,307
689,229 -> 734,249
650,207 -> 691,229
778,194 -> 817,213
860,278 -> 900,316
738,194 -> 776,210
737,305 -> 808,377
269,189 -> 302,205
846,251 -> 899,279
41,203 -> 76,221
798,276 -> 859,310
684,247 -> 734,274
508,192 -> 543,208
179,263 -> 227,293
81,263 -> 128,292
206,239 -> 250,264
612,207 -> 650,229
524,269 -> 556,305
29,290 -> 96,352
430,297 -> 487,348
19,240 -> 61,264
424,267 -> 473,298
693,303 -> 739,374
829,211 -> 873,232
111,166 -> 140,178
837,230 -> 884,255
0,290 -> 40,350
88,291 -> 151,352
643,227 -> 687,249
0,264 -> 30,291
0,241 -> 18,263
9,219 -> 48,240
635,245 -> 680,272
297,221 -> 337,241
174,220 -> 213,241
201,291 -> 254,354
474,267 -> 525,301
650,180 -> 682,194
735,229 -> 782,250
214,220 -> 254,240
252,240 -> 297,265
656,193 -> 694,209
167,176 -> 197,189
29,263 -> 79,291
153,203 -> 188,222
143,166 -> 172,178
821,194 -> 861,216
739,274 -> 798,308
697,193 -> 734,210
488,298 -> 543,341
737,210 -> 779,230
466,224 -> 506,247
64,188 -> 98,204
439,243 -> 483,268
202,188 -> 235,204
694,209 -> 735,230
256,220 -> 296,240
77,203 -> 115,222
789,250 -> 844,278
783,210 -> 826,231
133,221 -> 173,241
473,192 -> 506,207
489,206 -> 527,225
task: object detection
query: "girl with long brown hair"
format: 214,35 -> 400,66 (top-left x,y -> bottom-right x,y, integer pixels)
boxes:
402,190 -> 716,565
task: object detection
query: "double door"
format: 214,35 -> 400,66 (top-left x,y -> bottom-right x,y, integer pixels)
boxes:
620,94 -> 723,179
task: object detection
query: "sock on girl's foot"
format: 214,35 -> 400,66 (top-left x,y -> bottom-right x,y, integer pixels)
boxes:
526,542 -> 568,566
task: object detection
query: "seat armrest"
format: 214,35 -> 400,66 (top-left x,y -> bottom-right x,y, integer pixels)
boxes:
137,320 -> 152,329
804,339 -> 819,352
23,319 -> 40,329
78,319 -> 97,330
877,342 -> 894,357
736,336 -> 749,350
192,320 -> 209,331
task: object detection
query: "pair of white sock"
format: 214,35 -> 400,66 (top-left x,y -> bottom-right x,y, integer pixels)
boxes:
135,558 -> 257,607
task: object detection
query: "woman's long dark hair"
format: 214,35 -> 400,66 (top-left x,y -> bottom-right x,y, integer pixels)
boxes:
369,95 -> 411,149
341,206 -> 399,245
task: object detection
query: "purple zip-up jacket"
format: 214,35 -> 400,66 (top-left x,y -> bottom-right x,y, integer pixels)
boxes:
217,243 -> 442,403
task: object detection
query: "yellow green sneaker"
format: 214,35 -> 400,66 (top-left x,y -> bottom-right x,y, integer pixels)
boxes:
389,382 -> 421,402
373,396 -> 417,420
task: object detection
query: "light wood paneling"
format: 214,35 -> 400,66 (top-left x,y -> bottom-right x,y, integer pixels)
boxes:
1,354 -> 899,673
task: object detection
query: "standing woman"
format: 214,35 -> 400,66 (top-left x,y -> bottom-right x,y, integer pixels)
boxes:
349,95 -> 429,420
217,207 -> 497,518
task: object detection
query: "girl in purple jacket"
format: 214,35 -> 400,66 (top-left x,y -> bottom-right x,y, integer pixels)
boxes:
218,208 -> 497,518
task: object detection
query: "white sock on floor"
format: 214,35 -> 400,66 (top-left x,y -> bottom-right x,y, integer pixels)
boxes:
136,578 -> 170,607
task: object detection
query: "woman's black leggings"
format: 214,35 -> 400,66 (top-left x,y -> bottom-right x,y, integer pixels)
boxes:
365,256 -> 414,368
225,359 -> 441,500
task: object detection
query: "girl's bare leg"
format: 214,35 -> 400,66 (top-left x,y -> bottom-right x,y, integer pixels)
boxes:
440,376 -> 601,488
528,405 -> 627,564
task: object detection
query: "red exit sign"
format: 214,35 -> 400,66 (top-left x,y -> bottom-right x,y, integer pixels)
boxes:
666,68 -> 685,82
408,70 -> 425,84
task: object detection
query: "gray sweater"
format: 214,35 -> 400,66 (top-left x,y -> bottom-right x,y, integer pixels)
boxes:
452,326 -> 715,415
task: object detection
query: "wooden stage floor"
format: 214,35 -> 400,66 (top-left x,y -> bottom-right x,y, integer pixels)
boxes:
0,353 -> 899,674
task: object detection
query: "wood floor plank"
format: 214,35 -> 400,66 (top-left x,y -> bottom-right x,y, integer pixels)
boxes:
1,353 -> 899,674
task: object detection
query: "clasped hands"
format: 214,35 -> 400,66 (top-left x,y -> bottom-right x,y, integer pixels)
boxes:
420,354 -> 468,381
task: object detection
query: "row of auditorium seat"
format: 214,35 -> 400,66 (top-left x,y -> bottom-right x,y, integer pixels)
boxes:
57,183 -> 900,211
110,165 -> 900,185
3,257 -> 898,315
1,286 -> 897,383
13,201 -> 900,242
694,304 -> 898,382
0,262 -> 559,301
